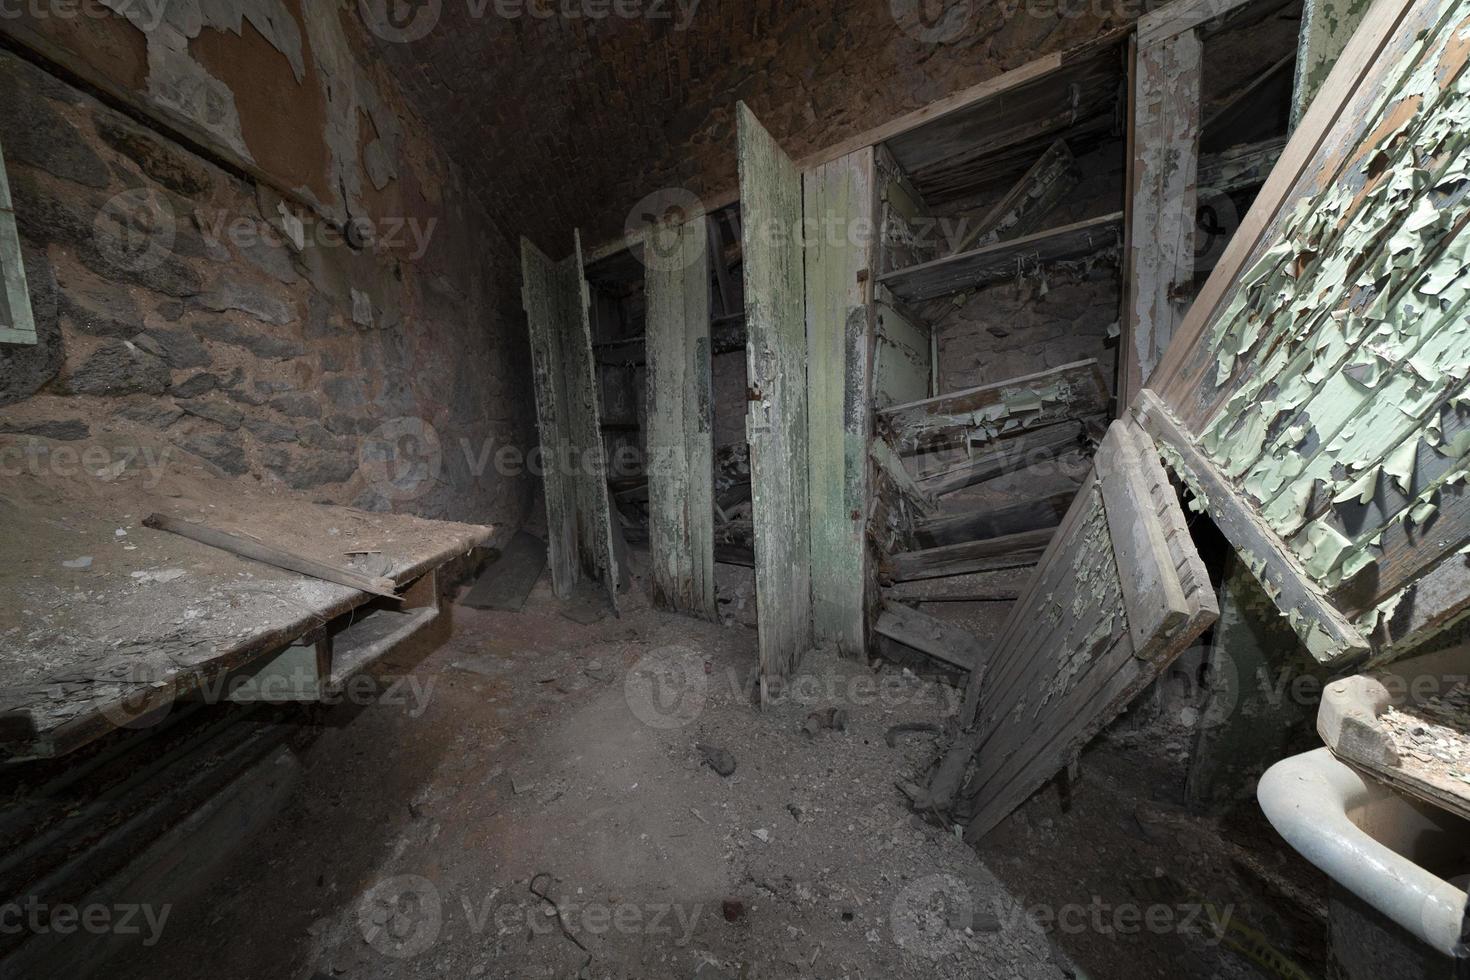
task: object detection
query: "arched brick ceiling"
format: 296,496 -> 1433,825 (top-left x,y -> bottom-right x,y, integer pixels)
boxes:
364,0 -> 1137,255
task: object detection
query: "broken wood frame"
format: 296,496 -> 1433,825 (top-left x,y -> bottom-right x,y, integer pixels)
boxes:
923,417 -> 1218,839
644,211 -> 717,619
1146,0 -> 1470,663
0,130 -> 36,346
522,233 -> 620,612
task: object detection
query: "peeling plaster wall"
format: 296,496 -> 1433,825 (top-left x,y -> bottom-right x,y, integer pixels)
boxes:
0,11 -> 533,529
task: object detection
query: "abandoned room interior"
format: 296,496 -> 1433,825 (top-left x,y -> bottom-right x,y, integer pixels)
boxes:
2,0 -> 1470,977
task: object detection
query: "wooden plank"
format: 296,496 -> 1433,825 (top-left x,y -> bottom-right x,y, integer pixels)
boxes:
1196,136 -> 1288,197
0,128 -> 36,346
460,531 -> 547,612
522,237 -> 579,598
878,360 -> 1111,447
1133,388 -> 1371,663
1096,420 -> 1190,659
916,422 -> 1090,498
879,212 -> 1124,303
875,602 -> 986,673
1292,0 -> 1375,129
914,490 -> 1076,548
870,437 -> 937,515
885,527 -> 1056,582
645,213 -> 717,619
953,140 -> 1079,253
873,296 -> 931,409
739,102 -> 813,696
883,576 -> 1023,603
805,148 -> 877,654
1123,28 -> 1202,408
142,514 -> 400,599
564,231 -> 620,614
1138,0 -> 1266,47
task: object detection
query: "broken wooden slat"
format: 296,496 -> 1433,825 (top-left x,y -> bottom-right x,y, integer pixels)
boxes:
914,490 -> 1076,549
869,438 -> 936,515
878,360 -> 1110,449
1122,27 -> 1201,408
875,602 -> 986,673
1133,389 -> 1370,664
738,102 -> 813,696
884,527 -> 1056,583
1196,136 -> 1288,198
879,212 -> 1123,304
805,148 -> 877,655
1096,420 -> 1190,660
915,421 -> 1090,498
142,514 -> 400,599
645,213 -> 717,620
954,140 -> 1079,254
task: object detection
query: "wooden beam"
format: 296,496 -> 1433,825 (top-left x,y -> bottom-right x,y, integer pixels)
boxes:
875,602 -> 988,673
884,527 -> 1056,582
915,423 -> 1089,498
1132,389 -> 1370,664
1137,0 -> 1265,47
953,140 -> 1080,254
1291,0 -> 1374,129
884,576 -> 1023,603
879,212 -> 1124,304
914,490 -> 1076,549
870,438 -> 937,515
1122,28 -> 1202,408
142,514 -> 400,600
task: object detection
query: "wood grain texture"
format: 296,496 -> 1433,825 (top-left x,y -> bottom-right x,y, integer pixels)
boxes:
805,149 -> 877,654
0,128 -> 35,346
739,102 -> 813,694
875,602 -> 986,673
1123,28 -> 1201,408
645,214 -> 717,619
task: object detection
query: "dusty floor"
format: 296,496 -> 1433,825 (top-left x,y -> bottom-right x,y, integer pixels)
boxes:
48,550 -> 1319,980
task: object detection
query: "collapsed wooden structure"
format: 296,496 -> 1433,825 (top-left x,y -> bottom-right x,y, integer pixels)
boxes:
515,0 -> 1470,834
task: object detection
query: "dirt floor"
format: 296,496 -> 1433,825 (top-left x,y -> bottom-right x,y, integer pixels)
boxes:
52,548 -> 1324,980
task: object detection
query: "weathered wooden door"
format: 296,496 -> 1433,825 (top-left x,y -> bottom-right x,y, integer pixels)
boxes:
738,103 -> 812,694
644,212 -> 717,619
521,233 -> 619,611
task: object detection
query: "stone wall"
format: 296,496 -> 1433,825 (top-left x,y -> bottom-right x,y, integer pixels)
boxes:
0,15 -> 533,530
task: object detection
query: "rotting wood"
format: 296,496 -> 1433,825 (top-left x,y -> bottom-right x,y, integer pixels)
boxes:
870,437 -> 937,515
915,422 -> 1091,498
936,415 -> 1217,839
1292,0 -> 1375,129
1133,389 -> 1371,664
1122,27 -> 1202,408
953,140 -> 1080,254
1096,421 -> 1190,660
0,129 -> 36,346
142,514 -> 401,599
878,360 -> 1110,450
645,212 -> 717,620
805,148 -> 877,655
875,602 -> 987,673
884,527 -> 1055,583
914,490 -> 1076,549
522,237 -> 580,599
1196,136 -> 1288,198
880,212 -> 1124,304
739,102 -> 813,697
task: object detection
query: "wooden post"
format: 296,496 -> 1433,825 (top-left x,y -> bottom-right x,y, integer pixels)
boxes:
738,103 -> 813,696
645,213 -> 717,619
804,148 -> 877,656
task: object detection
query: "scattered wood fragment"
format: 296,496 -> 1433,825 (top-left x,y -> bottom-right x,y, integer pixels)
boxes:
142,513 -> 401,600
